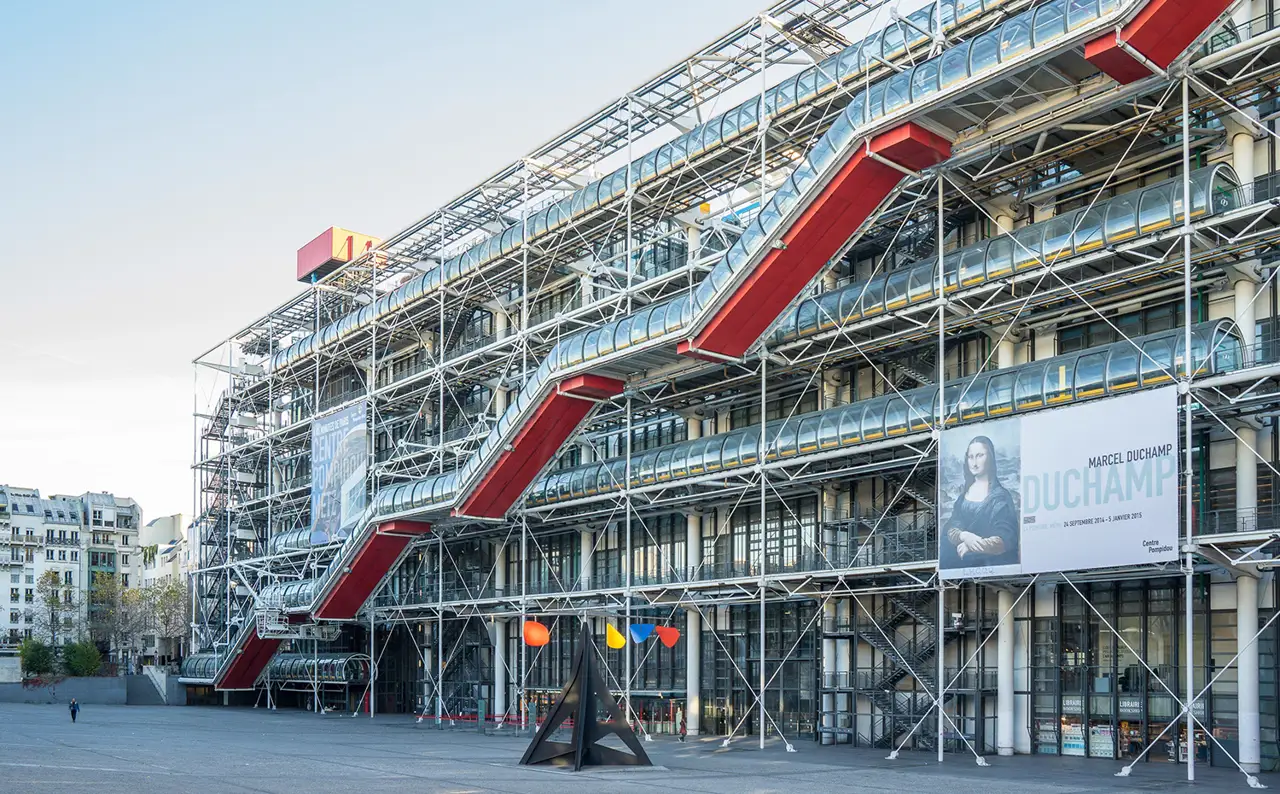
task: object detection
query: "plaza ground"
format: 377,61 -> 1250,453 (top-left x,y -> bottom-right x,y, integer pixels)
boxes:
0,703 -> 1270,793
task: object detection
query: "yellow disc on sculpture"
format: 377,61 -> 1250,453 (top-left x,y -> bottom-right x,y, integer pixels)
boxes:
606,624 -> 626,649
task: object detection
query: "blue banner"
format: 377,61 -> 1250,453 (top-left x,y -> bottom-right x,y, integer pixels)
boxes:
310,401 -> 368,545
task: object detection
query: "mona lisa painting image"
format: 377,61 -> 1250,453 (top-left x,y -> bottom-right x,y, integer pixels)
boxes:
938,416 -> 1022,577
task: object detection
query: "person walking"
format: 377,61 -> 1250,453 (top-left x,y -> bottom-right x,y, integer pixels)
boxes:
69,698 -> 80,723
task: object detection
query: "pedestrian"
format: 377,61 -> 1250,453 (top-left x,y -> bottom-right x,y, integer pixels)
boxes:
69,698 -> 80,723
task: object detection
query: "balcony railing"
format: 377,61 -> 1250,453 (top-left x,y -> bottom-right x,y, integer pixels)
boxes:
1197,506 -> 1280,537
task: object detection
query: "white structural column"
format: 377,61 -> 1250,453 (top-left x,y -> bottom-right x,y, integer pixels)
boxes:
1231,120 -> 1259,350
818,350 -> 843,744
492,542 -> 508,723
988,199 -> 1015,235
1230,109 -> 1263,775
686,606 -> 702,736
685,415 -> 703,735
821,593 -> 837,744
1236,278 -> 1258,350
993,330 -> 1016,370
493,305 -> 511,415
494,305 -> 510,340
580,528 -> 594,591
686,219 -> 701,262
997,588 -> 1015,756
1238,573 -> 1261,773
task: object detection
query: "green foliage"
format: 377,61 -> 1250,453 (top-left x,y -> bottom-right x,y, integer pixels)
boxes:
19,638 -> 54,676
63,640 -> 102,677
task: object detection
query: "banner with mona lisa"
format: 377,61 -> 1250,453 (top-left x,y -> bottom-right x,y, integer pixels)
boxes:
938,386 -> 1178,579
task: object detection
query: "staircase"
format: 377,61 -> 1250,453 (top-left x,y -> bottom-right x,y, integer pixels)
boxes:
883,471 -> 936,511
125,674 -> 166,706
819,588 -> 967,749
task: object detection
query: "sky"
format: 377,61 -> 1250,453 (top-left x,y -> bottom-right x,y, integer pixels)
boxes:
0,0 -> 768,522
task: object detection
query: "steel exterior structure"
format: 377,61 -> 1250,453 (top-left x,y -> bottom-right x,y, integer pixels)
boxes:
187,0 -> 1280,779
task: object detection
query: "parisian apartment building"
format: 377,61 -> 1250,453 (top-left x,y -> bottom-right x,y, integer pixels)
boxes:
0,485 -> 179,657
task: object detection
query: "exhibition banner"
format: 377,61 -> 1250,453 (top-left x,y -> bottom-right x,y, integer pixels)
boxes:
310,401 -> 368,545
938,387 -> 1178,579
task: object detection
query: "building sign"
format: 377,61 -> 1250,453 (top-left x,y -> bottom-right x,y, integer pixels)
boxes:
939,387 -> 1178,579
310,401 -> 368,545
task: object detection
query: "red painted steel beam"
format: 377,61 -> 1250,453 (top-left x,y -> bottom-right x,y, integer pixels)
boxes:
312,521 -> 431,620
678,122 -> 950,362
1085,0 -> 1234,84
215,627 -> 281,690
459,375 -> 624,519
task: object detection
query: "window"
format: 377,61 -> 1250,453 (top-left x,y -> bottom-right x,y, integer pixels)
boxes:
1058,300 -> 1188,354
121,574 -> 130,587
1075,352 -> 1107,397
24,575 -> 32,584
24,589 -> 33,603
987,374 -> 1015,416
45,550 -> 54,561
969,29 -> 1002,73
121,554 -> 129,566
58,551 -> 66,561
63,571 -> 72,586
8,612 -> 17,624
8,589 -> 17,602
71,551 -> 79,562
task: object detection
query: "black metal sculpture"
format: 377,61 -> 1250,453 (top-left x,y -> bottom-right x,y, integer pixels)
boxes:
518,623 -> 653,770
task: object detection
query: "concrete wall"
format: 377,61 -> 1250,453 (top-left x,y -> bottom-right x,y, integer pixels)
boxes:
0,656 -> 21,683
0,677 -> 127,705
165,676 -> 187,706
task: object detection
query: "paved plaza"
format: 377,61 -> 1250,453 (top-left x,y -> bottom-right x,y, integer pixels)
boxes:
0,703 -> 1269,793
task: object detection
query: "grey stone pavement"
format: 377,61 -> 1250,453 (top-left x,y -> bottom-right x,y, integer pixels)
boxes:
0,703 -> 1270,793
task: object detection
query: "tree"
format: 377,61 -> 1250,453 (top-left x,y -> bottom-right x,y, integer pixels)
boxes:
31,570 -> 82,648
88,572 -> 148,666
150,579 -> 190,661
19,638 -> 54,676
63,640 -> 102,677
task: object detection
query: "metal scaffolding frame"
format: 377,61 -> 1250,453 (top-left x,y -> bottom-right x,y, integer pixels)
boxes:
186,0 -> 1280,783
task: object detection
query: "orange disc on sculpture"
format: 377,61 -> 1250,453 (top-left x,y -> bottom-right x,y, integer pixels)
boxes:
655,626 -> 681,648
523,620 -> 550,647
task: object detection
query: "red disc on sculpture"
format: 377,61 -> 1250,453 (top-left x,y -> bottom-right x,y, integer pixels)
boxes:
523,620 -> 550,647
654,626 -> 680,648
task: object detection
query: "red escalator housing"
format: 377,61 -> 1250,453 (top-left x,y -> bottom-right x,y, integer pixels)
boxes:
215,627 -> 281,690
458,374 -> 624,519
313,520 -> 433,620
1085,0 -> 1234,84
678,123 -> 951,362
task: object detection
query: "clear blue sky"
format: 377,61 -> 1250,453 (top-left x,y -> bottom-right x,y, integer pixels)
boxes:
0,0 -> 765,521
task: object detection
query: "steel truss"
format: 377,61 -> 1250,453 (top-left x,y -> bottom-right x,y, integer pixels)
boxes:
189,0 -> 1280,783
